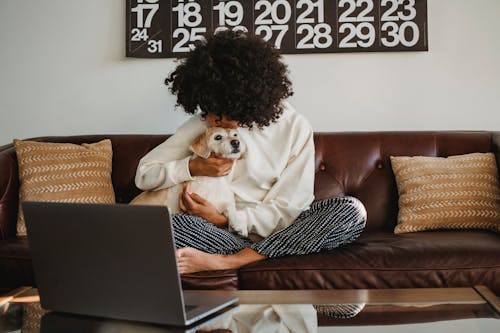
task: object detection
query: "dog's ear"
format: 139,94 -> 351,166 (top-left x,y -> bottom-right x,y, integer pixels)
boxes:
189,132 -> 211,159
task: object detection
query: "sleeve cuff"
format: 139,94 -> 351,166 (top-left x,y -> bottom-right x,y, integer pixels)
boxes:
170,156 -> 194,185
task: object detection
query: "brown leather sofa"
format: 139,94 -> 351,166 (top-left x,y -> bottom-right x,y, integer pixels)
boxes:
1,132 -> 499,295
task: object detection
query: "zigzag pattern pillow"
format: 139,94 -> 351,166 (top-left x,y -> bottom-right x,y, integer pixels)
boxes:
390,153 -> 500,234
14,139 -> 115,236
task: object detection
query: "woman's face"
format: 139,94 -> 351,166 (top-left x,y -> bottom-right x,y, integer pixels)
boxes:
206,113 -> 239,129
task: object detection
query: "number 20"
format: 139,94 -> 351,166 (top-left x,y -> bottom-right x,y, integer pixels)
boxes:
255,0 -> 292,25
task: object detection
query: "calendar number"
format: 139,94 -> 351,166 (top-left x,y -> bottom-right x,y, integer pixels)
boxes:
147,39 -> 162,53
131,28 -> 149,41
381,0 -> 417,21
381,21 -> 419,47
255,0 -> 292,25
339,22 -> 375,48
214,1 -> 244,26
131,0 -> 159,28
255,25 -> 288,48
213,1 -> 248,33
296,0 -> 325,24
172,27 -> 206,52
338,0 -> 374,23
172,0 -> 203,27
297,23 -> 332,49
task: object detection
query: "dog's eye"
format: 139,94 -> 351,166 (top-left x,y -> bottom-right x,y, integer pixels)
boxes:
214,135 -> 223,141
233,133 -> 238,137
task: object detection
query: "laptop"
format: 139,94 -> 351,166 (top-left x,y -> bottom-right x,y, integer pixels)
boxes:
23,202 -> 239,326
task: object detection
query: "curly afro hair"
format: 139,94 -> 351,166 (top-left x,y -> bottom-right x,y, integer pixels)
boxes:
165,30 -> 293,129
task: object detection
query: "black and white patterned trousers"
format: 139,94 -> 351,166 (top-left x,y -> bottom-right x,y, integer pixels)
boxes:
171,196 -> 367,258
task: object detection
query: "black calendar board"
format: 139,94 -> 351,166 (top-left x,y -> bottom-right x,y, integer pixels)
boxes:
126,0 -> 428,58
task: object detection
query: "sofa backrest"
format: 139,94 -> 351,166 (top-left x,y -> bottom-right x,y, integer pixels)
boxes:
313,132 -> 500,232
1,132 -> 499,238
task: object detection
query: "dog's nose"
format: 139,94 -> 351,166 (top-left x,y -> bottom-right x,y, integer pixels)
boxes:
231,140 -> 240,148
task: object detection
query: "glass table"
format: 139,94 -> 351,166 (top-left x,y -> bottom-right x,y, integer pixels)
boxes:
1,286 -> 498,332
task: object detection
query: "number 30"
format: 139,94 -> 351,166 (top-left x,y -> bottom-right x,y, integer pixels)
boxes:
381,21 -> 419,47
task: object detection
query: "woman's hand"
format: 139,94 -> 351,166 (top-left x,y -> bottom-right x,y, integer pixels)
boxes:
179,184 -> 228,227
188,155 -> 234,177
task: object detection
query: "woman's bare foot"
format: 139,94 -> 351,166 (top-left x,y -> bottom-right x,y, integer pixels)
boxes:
176,247 -> 266,274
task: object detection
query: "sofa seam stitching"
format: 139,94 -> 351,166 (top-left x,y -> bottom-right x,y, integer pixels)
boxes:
241,266 -> 500,273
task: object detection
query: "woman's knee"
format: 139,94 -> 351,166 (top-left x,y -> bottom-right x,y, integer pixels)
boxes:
343,196 -> 367,228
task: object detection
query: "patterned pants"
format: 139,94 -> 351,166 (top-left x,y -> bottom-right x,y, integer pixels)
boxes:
171,196 -> 367,258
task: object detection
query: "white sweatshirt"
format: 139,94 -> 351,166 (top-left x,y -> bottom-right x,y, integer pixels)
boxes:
134,102 -> 315,239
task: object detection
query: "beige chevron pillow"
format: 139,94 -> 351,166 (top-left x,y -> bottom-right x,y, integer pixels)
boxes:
14,139 -> 115,236
391,153 -> 500,234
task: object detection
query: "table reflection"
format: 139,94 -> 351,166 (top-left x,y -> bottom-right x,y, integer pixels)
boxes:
3,301 -> 365,333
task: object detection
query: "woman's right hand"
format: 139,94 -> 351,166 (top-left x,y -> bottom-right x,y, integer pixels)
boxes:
188,156 -> 234,177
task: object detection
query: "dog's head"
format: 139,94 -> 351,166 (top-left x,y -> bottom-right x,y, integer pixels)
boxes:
190,127 -> 246,159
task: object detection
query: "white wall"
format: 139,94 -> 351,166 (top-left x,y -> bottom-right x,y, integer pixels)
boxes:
1,0 -> 499,145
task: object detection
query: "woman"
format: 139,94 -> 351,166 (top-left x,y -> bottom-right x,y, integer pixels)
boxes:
135,30 -> 366,274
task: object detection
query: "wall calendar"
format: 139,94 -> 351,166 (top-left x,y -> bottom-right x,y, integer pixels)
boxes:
126,0 -> 428,58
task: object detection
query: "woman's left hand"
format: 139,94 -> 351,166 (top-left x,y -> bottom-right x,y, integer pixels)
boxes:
179,184 -> 228,227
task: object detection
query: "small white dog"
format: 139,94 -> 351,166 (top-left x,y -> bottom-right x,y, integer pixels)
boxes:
130,127 -> 245,215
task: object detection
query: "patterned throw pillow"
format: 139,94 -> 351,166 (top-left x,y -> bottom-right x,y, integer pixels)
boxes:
14,139 -> 115,236
390,153 -> 500,234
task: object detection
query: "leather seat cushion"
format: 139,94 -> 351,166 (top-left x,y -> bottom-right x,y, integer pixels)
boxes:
0,238 -> 238,292
238,231 -> 500,294
2,231 -> 498,293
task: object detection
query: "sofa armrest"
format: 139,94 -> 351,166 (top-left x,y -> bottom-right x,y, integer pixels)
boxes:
0,144 -> 19,240
492,132 -> 500,177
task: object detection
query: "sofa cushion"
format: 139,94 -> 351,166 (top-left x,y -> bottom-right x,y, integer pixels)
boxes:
181,270 -> 239,290
391,153 -> 500,234
1,232 -> 498,293
14,139 -> 115,236
0,238 -> 238,292
238,231 -> 500,294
